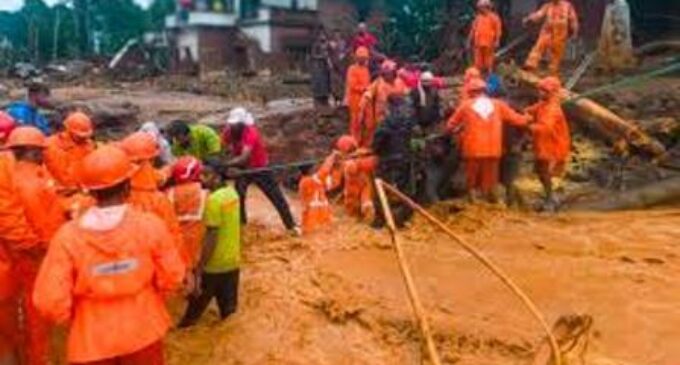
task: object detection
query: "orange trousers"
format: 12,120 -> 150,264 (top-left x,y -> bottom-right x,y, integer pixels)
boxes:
15,257 -> 50,365
70,341 -> 164,365
525,34 -> 568,75
474,46 -> 495,73
465,158 -> 500,194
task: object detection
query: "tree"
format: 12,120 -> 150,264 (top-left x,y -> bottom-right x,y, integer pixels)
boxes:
147,0 -> 176,31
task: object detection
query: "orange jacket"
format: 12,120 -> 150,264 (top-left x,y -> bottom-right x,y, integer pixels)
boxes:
44,132 -> 96,189
299,175 -> 332,234
13,161 -> 67,246
470,11 -> 502,48
526,96 -> 571,162
529,0 -> 579,42
128,162 -> 187,265
360,77 -> 409,127
345,64 -> 371,114
343,149 -> 375,218
447,97 -> 528,158
166,182 -> 207,268
32,206 -> 185,363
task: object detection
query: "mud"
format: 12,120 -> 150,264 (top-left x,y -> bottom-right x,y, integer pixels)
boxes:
164,190 -> 680,365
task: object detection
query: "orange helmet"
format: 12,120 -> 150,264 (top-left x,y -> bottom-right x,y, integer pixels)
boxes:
120,131 -> 159,161
464,67 -> 482,83
467,78 -> 488,92
0,112 -> 17,143
64,112 -> 94,138
355,46 -> 370,59
6,126 -> 47,149
537,76 -> 562,94
80,145 -> 137,190
172,156 -> 204,184
335,135 -> 358,154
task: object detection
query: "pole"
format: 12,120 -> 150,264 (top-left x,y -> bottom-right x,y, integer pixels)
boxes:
379,181 -> 563,365
374,179 -> 443,365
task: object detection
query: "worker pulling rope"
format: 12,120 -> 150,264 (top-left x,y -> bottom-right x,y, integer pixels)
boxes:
378,180 -> 563,365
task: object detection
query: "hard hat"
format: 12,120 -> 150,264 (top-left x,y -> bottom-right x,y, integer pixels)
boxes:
120,131 -> 160,161
335,135 -> 358,153
421,71 -> 435,82
172,156 -> 204,184
464,67 -> 482,83
5,126 -> 46,149
537,76 -> 562,93
381,59 -> 397,73
467,78 -> 488,92
0,112 -> 17,142
80,145 -> 137,191
64,112 -> 94,138
477,0 -> 492,8
227,107 -> 255,126
355,46 -> 370,59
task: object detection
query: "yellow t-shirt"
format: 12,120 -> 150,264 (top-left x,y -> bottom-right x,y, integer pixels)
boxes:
203,185 -> 241,273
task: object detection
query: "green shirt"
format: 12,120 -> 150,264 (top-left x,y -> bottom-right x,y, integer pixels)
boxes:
172,124 -> 222,161
203,185 -> 241,273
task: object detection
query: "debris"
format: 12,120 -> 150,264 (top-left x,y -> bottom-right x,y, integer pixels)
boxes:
571,176 -> 680,211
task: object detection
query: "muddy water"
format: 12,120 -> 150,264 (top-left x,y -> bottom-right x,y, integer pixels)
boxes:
163,190 -> 680,365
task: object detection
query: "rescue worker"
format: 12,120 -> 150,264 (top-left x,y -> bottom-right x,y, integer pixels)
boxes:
5,81 -> 52,135
44,112 -> 96,191
0,114 -> 32,365
221,107 -> 300,235
298,153 -> 335,234
358,60 -> 409,148
166,120 -> 222,162
178,163 -> 241,328
345,47 -> 372,143
523,0 -> 579,75
7,127 -> 67,365
120,131 -> 187,264
525,76 -> 571,212
343,149 -> 376,221
468,0 -> 503,74
447,79 -> 528,202
167,156 -> 208,269
372,93 -> 416,229
33,145 -> 185,365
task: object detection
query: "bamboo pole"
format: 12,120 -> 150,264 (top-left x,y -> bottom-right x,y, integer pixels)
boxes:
374,179 -> 443,365
379,181 -> 563,365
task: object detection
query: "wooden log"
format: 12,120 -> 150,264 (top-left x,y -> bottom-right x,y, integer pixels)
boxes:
571,177 -> 680,211
498,65 -> 666,158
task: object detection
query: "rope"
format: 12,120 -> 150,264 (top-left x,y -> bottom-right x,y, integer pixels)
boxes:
379,181 -> 563,365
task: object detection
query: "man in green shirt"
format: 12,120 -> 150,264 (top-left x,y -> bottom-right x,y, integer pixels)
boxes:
178,163 -> 241,328
167,120 -> 222,161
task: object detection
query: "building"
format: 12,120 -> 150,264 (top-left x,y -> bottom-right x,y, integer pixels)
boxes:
166,0 -> 322,73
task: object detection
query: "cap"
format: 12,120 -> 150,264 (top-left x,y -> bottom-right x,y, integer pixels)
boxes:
227,107 -> 255,126
335,135 -> 358,153
421,71 -> 435,82
172,156 -> 204,184
467,78 -> 488,92
120,131 -> 160,161
355,46 -> 370,59
381,60 -> 397,72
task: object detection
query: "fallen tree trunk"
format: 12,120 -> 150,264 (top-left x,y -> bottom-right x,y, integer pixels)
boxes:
570,177 -> 680,211
498,65 -> 666,158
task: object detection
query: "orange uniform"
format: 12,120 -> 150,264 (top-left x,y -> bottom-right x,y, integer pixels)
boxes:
32,206 -> 185,363
44,132 -> 95,190
167,182 -> 208,268
359,77 -> 409,147
0,153 -> 38,363
343,149 -> 376,220
12,160 -> 66,365
128,162 -> 187,265
299,154 -> 336,234
447,95 -> 527,193
345,63 -> 371,142
469,10 -> 502,72
525,0 -> 579,75
526,97 -> 571,176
